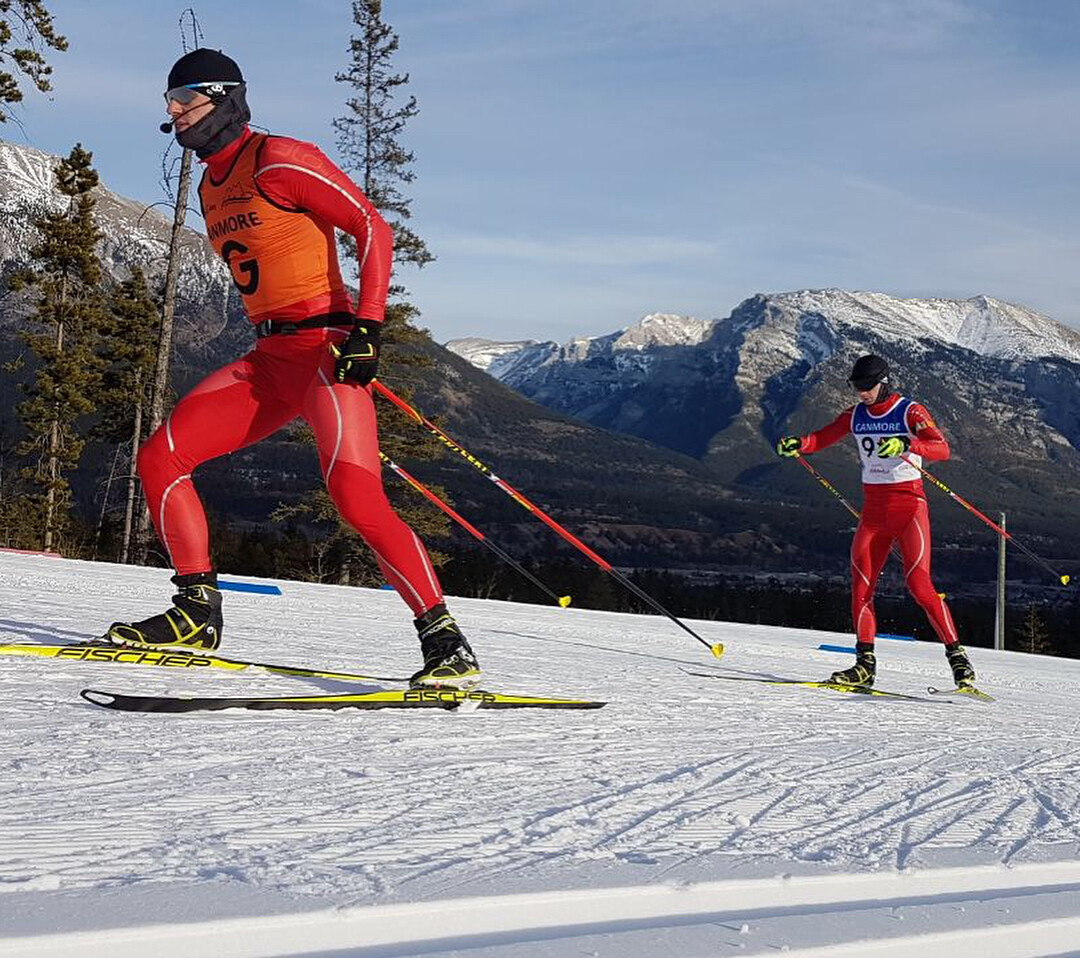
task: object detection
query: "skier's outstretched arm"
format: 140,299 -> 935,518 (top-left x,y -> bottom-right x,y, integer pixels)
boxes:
777,407 -> 854,458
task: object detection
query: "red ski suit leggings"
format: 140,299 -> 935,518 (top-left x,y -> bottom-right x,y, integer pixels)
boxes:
851,486 -> 958,646
137,328 -> 443,616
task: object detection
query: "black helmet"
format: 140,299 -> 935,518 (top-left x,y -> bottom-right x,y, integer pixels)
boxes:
167,48 -> 243,93
847,354 -> 889,392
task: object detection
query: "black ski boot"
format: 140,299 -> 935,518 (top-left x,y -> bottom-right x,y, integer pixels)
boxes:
829,642 -> 876,688
104,572 -> 223,651
945,644 -> 976,689
410,603 -> 481,689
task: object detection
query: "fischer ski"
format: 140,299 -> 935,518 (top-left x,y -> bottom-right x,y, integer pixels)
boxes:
0,643 -> 407,684
685,670 -> 940,703
928,685 -> 995,702
79,687 -> 606,713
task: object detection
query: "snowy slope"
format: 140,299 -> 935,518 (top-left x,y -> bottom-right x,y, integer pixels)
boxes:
766,289 -> 1080,365
3,552 -> 1080,957
445,337 -> 548,372
446,312 -> 717,376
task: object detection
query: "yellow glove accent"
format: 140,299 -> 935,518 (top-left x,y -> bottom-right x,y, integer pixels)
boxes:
776,436 -> 802,458
876,436 -> 910,458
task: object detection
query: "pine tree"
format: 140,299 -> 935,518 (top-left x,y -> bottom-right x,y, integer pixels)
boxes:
0,413 -> 39,547
7,144 -> 107,551
0,1 -> 67,123
93,267 -> 159,562
271,0 -> 450,584
1013,602 -> 1055,656
333,0 -> 440,396
334,0 -> 433,274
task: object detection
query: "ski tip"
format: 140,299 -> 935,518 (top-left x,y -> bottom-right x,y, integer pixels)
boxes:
558,595 -> 572,608
927,684 -> 994,701
79,689 -> 117,708
710,642 -> 726,660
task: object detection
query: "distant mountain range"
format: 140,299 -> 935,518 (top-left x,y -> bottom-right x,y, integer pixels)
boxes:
448,291 -> 1080,476
448,291 -> 1080,460
447,291 -> 1080,582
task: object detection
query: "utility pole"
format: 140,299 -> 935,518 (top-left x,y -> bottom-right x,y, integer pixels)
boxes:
136,9 -> 201,555
995,512 -> 1006,651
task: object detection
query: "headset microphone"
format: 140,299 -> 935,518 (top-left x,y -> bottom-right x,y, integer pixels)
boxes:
159,93 -> 224,134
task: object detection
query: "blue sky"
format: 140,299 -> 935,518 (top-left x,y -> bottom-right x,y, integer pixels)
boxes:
7,0 -> 1080,342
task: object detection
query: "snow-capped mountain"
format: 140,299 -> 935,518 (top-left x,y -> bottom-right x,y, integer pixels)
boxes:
449,293 -> 1080,388
446,291 -> 1080,548
449,290 -> 1080,454
447,337 -> 547,372
759,289 -> 1080,365
0,137 -> 243,365
449,313 -> 716,372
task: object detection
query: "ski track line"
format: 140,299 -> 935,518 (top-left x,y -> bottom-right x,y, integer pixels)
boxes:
1005,743 -> 1080,777
15,720 -> 1070,897
471,775 -> 809,890
394,740 -> 805,889
999,789 -> 1080,867
6,862 -> 1080,958
513,755 -> 767,859
735,777 -> 1015,866
383,752 -> 767,888
978,795 -> 1031,853
757,776 -> 956,849
826,779 -> 1016,853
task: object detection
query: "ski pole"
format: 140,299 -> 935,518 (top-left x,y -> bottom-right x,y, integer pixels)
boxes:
899,454 -> 1071,586
794,454 -> 860,522
793,455 -> 905,565
372,379 -> 724,659
380,451 -> 572,609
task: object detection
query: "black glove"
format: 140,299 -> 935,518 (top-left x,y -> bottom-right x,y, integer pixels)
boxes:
776,436 -> 802,458
332,322 -> 381,386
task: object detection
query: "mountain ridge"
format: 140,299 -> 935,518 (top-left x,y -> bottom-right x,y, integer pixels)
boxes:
448,289 -> 1080,373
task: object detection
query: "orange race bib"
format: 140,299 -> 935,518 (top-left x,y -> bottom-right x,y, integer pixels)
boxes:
198,134 -> 346,318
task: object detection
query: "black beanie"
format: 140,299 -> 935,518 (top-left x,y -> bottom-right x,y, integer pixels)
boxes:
167,48 -> 243,90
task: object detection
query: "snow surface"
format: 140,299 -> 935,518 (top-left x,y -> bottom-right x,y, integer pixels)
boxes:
3,552 -> 1080,957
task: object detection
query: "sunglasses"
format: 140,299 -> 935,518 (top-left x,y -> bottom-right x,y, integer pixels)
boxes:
164,81 -> 239,105
849,379 -> 882,392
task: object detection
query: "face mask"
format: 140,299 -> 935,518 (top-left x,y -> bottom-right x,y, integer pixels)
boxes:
176,83 -> 251,159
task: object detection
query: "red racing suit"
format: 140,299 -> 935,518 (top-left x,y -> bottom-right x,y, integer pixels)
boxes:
797,392 -> 960,647
137,127 -> 443,615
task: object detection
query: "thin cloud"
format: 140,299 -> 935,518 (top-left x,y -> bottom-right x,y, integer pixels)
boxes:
432,232 -> 721,268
